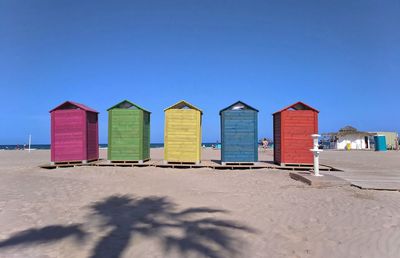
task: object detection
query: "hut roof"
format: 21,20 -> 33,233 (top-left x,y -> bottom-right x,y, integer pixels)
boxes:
107,100 -> 151,113
273,101 -> 319,115
164,100 -> 203,114
50,101 -> 98,113
339,126 -> 358,134
338,126 -> 375,136
219,101 -> 259,115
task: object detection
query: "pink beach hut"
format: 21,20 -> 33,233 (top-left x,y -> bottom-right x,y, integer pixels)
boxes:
50,101 -> 99,163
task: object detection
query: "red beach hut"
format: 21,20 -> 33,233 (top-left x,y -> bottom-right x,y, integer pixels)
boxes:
273,101 -> 319,165
50,101 -> 99,163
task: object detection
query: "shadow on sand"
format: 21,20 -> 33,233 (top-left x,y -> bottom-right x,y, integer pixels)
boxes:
0,195 -> 255,258
0,224 -> 87,248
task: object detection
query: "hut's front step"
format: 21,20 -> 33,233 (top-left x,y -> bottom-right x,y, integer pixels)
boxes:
221,162 -> 256,166
52,160 -> 84,165
163,161 -> 200,165
50,159 -> 99,166
280,163 -> 313,167
109,159 -> 149,164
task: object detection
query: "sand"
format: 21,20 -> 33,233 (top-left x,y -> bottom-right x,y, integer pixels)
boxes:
0,149 -> 399,258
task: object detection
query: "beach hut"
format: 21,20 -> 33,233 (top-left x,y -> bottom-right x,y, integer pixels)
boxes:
373,132 -> 399,150
50,101 -> 99,163
219,101 -> 258,164
273,101 -> 319,165
164,100 -> 202,164
107,100 -> 151,163
374,135 -> 387,152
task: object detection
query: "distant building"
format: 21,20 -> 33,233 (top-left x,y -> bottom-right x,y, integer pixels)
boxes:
324,127 -> 399,150
324,126 -> 374,150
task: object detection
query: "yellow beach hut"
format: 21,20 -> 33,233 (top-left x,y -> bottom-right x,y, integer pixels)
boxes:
164,100 -> 202,164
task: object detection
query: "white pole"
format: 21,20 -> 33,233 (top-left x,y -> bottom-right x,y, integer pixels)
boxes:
310,134 -> 323,177
28,134 -> 31,153
314,150 -> 320,176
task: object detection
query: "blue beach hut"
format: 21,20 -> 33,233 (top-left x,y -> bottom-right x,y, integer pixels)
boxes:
219,101 -> 259,164
374,135 -> 387,151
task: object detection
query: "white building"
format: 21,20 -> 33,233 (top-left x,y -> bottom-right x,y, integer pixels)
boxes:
325,126 -> 374,150
336,133 -> 371,150
324,127 -> 399,150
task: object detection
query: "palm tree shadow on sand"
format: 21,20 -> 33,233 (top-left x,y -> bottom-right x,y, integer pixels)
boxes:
0,224 -> 87,248
0,195 -> 255,258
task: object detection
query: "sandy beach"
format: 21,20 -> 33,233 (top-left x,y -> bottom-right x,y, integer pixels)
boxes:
0,149 -> 399,258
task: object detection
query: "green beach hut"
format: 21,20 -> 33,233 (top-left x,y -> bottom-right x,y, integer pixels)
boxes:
107,100 -> 151,163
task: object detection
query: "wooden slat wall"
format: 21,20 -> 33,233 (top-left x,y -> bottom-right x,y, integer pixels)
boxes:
221,110 -> 258,162
164,109 -> 201,162
86,112 -> 99,161
51,109 -> 86,162
142,112 -> 150,160
273,113 -> 282,164
282,110 -> 317,164
108,109 -> 143,161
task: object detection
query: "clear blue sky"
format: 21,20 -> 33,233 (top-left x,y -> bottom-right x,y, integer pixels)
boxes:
1,0 -> 399,144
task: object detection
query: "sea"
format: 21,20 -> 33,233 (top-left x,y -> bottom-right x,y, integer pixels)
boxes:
0,143 -> 224,150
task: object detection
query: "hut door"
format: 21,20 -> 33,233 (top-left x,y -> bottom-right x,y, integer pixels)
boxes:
364,136 -> 369,149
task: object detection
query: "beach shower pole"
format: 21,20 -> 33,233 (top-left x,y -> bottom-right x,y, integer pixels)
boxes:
28,134 -> 31,153
310,134 -> 323,176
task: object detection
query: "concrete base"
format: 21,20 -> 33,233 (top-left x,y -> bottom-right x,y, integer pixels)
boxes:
289,172 -> 350,187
